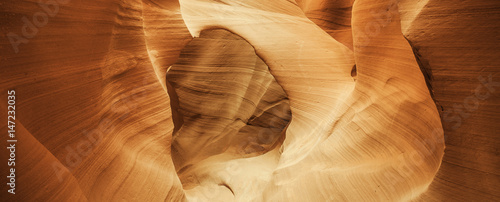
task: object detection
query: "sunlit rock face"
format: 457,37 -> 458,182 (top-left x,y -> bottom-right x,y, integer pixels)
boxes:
167,29 -> 291,201
0,0 -> 498,201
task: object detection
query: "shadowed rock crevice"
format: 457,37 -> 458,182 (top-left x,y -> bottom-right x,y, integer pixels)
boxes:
165,29 -> 291,200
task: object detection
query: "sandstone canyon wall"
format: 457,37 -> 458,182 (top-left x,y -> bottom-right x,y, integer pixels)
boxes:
0,0 -> 498,201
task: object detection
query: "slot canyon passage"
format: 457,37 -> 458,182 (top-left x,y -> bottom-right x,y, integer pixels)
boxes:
0,0 -> 499,201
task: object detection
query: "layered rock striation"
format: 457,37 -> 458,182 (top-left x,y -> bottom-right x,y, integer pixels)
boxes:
0,0 -> 498,201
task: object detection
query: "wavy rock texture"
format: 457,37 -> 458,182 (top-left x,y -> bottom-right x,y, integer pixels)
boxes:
167,29 -> 291,201
0,0 -> 498,201
398,0 -> 500,201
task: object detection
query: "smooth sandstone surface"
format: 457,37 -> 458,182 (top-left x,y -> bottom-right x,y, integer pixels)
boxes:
0,0 -> 499,201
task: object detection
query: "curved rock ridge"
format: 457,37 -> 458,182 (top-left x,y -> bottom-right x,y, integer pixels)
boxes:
296,0 -> 355,50
0,0 -> 499,201
398,0 -> 500,201
179,0 -> 444,201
